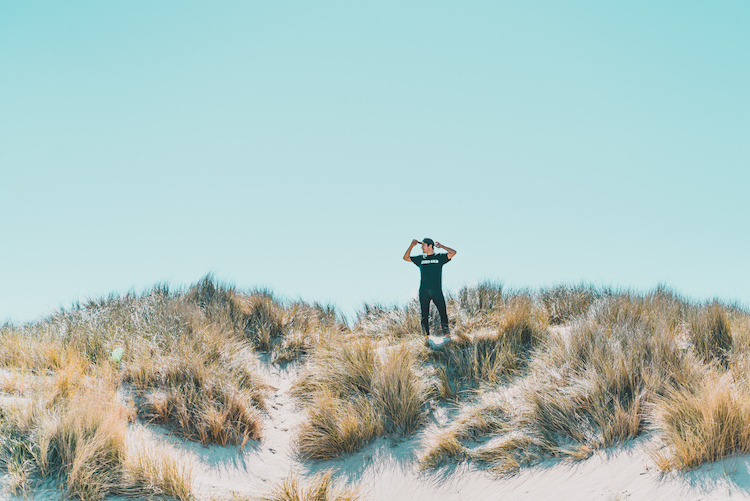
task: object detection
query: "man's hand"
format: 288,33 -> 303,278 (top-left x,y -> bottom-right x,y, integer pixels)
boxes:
436,242 -> 457,259
404,239 -> 419,262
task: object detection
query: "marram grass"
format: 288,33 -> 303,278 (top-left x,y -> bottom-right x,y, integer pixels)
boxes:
2,278 -> 750,500
260,470 -> 363,501
0,276 -> 344,499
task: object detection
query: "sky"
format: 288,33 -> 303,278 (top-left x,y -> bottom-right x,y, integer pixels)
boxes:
1,1 -> 749,324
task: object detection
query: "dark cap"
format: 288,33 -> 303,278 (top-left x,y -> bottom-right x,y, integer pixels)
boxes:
422,238 -> 434,247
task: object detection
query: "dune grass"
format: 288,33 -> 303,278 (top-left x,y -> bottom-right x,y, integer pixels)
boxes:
419,286 -> 750,474
435,287 -> 549,393
0,275 -> 346,499
0,376 -> 194,501
686,301 -> 732,367
293,337 -> 431,459
649,371 -> 750,471
259,470 -> 362,501
3,278 -> 750,497
537,283 -> 610,325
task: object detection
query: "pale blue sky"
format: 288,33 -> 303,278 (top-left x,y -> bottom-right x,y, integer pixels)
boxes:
2,1 -> 749,323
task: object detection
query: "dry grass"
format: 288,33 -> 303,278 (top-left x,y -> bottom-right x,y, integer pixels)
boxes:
296,390 -> 383,460
123,437 -> 195,500
686,301 -> 732,367
431,289 -> 549,394
650,371 -> 750,470
0,376 -> 195,501
418,287 -> 750,474
260,470 -> 363,501
355,302 -> 423,340
294,337 -> 378,401
3,277 -> 750,497
294,338 -> 430,459
374,344 -> 430,434
0,275 -> 348,499
129,329 -> 266,446
232,289 -> 349,362
538,283 -> 610,325
419,393 -> 511,469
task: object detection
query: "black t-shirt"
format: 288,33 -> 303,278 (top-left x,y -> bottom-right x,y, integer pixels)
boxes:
411,253 -> 451,291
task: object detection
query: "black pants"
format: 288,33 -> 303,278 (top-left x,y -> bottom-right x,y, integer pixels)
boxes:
419,288 -> 449,336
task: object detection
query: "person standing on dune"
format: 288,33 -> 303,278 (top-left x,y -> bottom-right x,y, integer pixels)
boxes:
403,238 -> 457,340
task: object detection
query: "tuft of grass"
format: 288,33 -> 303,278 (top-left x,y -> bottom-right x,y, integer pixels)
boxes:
229,291 -> 349,362
373,344 -> 430,435
419,394 -> 509,468
456,281 -> 504,316
296,390 -> 383,460
355,302 -> 423,340
419,429 -> 465,468
133,334 -> 265,446
236,294 -> 285,351
538,283 -> 609,325
274,301 -> 347,363
0,379 -> 198,501
55,391 -> 128,500
687,301 -> 732,367
650,372 -> 750,471
520,293 -> 700,453
294,339 -> 429,459
123,437 -> 195,501
432,291 -> 548,391
468,432 -> 543,474
294,337 -> 377,401
260,470 -> 362,501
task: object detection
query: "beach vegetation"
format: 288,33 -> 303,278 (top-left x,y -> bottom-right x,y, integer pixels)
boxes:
2,278 -> 750,499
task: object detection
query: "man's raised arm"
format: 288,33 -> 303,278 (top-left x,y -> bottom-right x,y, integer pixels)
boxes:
436,242 -> 457,259
403,239 -> 418,262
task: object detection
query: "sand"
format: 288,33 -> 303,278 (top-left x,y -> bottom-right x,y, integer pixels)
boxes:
4,357 -> 750,501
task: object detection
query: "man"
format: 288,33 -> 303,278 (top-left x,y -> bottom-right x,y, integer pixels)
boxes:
403,238 -> 457,340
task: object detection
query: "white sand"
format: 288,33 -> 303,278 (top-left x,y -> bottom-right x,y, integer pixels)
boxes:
4,359 -> 750,500
154,357 -> 750,501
